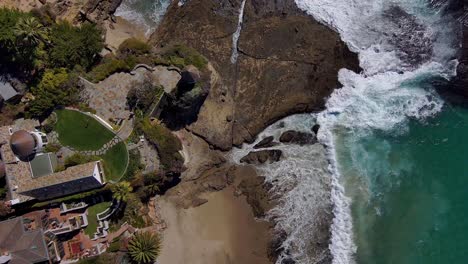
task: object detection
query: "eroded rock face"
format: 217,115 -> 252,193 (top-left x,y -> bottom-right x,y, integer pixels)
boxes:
151,0 -> 360,150
253,136 -> 277,149
240,149 -> 282,164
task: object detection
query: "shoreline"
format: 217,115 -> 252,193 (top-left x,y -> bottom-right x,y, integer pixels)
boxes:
104,16 -> 147,52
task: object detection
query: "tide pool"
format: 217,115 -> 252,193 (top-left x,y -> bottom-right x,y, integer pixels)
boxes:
335,104 -> 468,264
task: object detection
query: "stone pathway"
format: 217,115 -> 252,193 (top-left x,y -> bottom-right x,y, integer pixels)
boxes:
48,131 -> 124,157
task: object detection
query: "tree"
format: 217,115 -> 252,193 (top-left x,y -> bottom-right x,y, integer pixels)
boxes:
14,16 -> 48,46
111,181 -> 133,202
28,68 -> 75,118
0,8 -> 38,73
49,21 -> 103,69
128,232 -> 161,264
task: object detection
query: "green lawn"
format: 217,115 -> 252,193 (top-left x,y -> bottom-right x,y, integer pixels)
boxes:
54,109 -> 115,151
100,142 -> 129,182
84,202 -> 111,237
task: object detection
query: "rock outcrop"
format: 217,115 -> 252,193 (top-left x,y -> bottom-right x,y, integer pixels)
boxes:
253,136 -> 277,149
151,0 -> 360,150
240,149 -> 282,164
279,130 -> 316,145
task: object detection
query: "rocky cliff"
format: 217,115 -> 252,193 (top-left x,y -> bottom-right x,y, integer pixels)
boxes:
151,0 -> 360,150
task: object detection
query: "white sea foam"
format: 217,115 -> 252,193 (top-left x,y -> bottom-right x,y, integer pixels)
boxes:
231,114 -> 334,264
231,0 -> 247,64
290,0 -> 459,263
115,0 -> 170,36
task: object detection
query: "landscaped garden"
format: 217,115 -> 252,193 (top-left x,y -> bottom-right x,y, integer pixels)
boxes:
54,109 -> 115,151
100,142 -> 129,182
84,202 -> 111,237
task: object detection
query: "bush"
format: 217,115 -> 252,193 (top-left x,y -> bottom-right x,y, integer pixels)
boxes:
87,57 -> 130,83
126,82 -> 164,112
77,103 -> 97,114
42,122 -> 54,133
136,118 -> 183,172
28,68 -> 76,118
43,143 -> 61,153
118,38 -> 151,57
49,21 -> 103,70
163,44 -> 207,69
128,231 -> 161,264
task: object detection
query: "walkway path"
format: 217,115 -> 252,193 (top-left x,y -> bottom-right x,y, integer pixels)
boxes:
49,131 -> 124,156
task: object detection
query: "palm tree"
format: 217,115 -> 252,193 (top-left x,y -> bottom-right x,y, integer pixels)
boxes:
128,232 -> 161,264
14,17 -> 48,46
111,181 -> 133,202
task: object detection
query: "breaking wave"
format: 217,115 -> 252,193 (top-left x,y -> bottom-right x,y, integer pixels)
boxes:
115,0 -> 171,36
289,0 -> 459,263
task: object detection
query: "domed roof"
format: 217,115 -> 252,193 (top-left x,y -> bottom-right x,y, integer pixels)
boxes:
0,161 -> 5,178
10,130 -> 36,160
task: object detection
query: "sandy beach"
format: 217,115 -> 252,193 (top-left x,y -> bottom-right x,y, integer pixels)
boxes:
156,187 -> 272,264
104,16 -> 147,52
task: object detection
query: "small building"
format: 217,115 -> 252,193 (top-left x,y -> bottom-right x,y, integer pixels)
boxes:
0,217 -> 53,264
0,120 -> 106,204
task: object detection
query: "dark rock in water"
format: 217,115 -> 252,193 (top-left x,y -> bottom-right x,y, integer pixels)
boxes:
311,124 -> 320,134
240,149 -> 282,164
279,130 -> 316,145
253,136 -> 278,149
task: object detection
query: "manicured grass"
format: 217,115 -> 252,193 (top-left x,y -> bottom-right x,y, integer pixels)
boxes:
100,142 -> 129,182
54,109 -> 115,151
84,202 -> 111,237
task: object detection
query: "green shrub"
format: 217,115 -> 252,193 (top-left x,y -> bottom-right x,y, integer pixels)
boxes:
118,38 -> 151,56
163,44 -> 207,69
42,123 -> 54,133
0,8 -> 39,72
77,103 -> 97,114
43,143 -> 61,153
28,68 -> 79,118
49,21 -> 103,70
108,238 -> 121,252
87,57 -> 130,83
136,118 -> 183,172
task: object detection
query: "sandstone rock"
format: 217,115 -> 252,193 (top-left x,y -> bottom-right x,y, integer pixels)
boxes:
240,149 -> 282,164
279,130 -> 316,145
253,136 -> 277,149
151,0 -> 360,150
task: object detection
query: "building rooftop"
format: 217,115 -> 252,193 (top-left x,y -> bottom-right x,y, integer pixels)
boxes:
0,217 -> 50,264
0,80 -> 19,101
0,119 -> 105,204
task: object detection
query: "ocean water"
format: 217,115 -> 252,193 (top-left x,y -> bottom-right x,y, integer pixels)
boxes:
293,0 -> 463,263
337,103 -> 468,264
115,0 -> 171,36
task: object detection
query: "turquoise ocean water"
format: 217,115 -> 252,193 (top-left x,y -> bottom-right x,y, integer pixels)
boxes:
336,103 -> 468,264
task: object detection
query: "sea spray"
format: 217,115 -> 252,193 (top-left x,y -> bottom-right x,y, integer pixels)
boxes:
115,0 -> 171,36
231,114 -> 334,263
291,0 -> 459,263
231,0 -> 247,64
